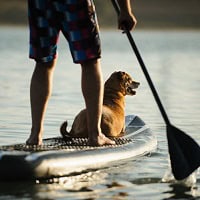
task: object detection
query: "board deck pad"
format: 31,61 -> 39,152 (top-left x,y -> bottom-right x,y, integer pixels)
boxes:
0,137 -> 133,152
0,115 -> 142,152
0,115 -> 157,180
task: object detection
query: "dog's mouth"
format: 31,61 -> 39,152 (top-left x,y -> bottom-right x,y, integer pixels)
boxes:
127,86 -> 136,95
126,82 -> 140,95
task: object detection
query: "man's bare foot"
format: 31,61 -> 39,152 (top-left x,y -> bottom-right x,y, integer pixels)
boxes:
26,134 -> 43,145
88,133 -> 115,146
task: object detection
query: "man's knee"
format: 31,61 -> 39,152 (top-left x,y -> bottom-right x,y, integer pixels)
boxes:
81,59 -> 99,69
35,59 -> 57,70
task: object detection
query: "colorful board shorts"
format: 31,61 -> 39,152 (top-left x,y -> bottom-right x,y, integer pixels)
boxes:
28,0 -> 101,63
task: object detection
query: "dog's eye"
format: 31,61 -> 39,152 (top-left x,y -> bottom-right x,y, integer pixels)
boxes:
127,78 -> 132,83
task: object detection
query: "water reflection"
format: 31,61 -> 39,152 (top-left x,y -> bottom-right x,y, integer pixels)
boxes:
0,171 -> 107,199
163,184 -> 199,200
0,170 -> 132,199
0,158 -> 198,199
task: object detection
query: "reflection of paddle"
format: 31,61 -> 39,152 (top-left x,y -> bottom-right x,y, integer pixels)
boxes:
111,0 -> 200,180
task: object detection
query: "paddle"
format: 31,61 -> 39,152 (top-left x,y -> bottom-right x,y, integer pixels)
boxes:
111,0 -> 200,180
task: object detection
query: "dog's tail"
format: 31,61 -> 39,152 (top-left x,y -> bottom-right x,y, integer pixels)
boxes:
60,121 -> 72,141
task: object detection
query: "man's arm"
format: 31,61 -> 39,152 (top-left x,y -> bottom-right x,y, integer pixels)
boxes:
117,0 -> 132,14
116,0 -> 137,30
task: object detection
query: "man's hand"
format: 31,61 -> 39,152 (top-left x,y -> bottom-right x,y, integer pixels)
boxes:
118,11 -> 137,31
116,0 -> 137,31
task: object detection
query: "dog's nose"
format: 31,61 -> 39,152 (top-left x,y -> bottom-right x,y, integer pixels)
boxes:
135,82 -> 140,86
134,82 -> 140,88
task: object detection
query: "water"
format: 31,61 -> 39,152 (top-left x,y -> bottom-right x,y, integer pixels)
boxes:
0,26 -> 200,199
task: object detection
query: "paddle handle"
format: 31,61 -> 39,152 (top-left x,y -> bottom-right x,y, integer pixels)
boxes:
111,0 -> 170,125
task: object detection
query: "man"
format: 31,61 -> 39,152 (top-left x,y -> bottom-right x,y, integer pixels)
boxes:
26,0 -> 137,146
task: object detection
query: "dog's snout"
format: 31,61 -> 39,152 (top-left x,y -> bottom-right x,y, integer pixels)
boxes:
134,81 -> 140,88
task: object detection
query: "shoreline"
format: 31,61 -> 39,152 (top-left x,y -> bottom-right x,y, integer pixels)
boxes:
1,24 -> 200,32
0,0 -> 199,30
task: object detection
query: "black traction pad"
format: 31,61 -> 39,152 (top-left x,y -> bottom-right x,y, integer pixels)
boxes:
0,137 -> 133,152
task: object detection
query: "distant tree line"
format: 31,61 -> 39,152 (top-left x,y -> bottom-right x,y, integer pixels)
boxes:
0,0 -> 200,29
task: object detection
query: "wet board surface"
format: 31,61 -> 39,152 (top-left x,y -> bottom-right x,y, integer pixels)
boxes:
0,115 -> 157,180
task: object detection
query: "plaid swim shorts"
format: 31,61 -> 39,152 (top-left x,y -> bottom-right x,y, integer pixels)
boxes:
28,0 -> 101,63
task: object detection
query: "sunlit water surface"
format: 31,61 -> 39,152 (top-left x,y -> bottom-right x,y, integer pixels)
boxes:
0,27 -> 200,199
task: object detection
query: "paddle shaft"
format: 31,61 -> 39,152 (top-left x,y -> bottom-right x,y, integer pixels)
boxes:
111,0 -> 170,126
111,0 -> 200,180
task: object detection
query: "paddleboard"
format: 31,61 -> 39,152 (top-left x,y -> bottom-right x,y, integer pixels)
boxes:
0,115 -> 157,181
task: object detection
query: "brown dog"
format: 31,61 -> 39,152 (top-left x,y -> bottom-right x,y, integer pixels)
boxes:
60,71 -> 140,138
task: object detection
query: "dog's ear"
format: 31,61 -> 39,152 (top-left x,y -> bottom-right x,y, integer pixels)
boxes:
116,71 -> 125,80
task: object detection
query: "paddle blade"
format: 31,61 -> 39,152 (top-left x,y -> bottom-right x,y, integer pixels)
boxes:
167,125 -> 200,180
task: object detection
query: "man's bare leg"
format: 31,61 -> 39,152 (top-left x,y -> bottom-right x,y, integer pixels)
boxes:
81,59 -> 115,146
26,59 -> 56,145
